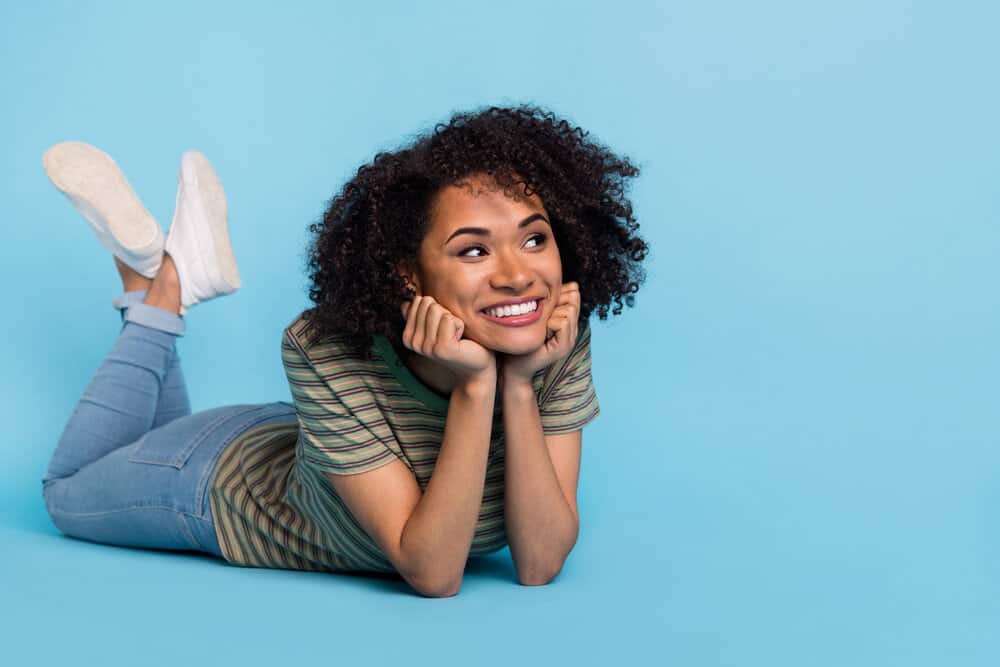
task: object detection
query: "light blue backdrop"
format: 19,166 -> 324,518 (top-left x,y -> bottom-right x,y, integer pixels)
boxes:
3,1 -> 998,665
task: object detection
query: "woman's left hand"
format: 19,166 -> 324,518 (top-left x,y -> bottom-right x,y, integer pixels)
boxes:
500,281 -> 581,385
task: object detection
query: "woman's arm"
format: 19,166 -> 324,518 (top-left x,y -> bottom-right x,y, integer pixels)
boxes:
397,372 -> 496,595
498,282 -> 590,585
501,374 -> 580,585
322,370 -> 495,598
394,294 -> 499,595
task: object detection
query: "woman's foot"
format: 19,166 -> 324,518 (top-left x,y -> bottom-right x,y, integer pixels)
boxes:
142,253 -> 182,315
164,150 -> 241,316
43,141 -> 164,279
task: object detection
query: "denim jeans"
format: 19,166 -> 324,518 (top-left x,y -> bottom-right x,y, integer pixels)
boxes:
41,290 -> 295,558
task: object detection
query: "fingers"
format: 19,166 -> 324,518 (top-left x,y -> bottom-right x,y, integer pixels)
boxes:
450,315 -> 464,341
401,296 -> 421,350
546,283 -> 578,346
546,312 -> 569,341
401,295 -> 463,354
550,282 -> 580,324
423,300 -> 444,352
433,304 -> 464,348
558,281 -> 580,312
407,296 -> 434,351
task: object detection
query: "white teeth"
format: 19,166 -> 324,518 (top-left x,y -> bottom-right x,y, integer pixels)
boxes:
485,300 -> 537,318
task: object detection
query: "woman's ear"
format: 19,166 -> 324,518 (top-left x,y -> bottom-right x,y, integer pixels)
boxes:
397,260 -> 421,296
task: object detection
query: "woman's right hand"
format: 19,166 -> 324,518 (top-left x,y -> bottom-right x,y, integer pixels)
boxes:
401,296 -> 496,382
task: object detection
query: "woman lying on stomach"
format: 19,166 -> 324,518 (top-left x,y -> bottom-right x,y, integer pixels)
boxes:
40,103 -> 649,597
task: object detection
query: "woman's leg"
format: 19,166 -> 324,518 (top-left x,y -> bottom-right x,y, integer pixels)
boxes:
40,251 -> 227,556
42,299 -> 185,485
39,144 -> 252,556
38,275 -> 292,557
39,284 -> 225,555
42,395 -> 293,558
111,289 -> 192,429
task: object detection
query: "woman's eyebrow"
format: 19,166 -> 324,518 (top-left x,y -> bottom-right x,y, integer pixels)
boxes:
444,213 -> 549,245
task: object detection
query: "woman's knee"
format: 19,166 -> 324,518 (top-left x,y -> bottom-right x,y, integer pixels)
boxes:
41,477 -> 72,536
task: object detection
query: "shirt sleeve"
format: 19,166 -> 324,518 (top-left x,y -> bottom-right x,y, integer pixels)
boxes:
281,328 -> 400,476
538,319 -> 601,435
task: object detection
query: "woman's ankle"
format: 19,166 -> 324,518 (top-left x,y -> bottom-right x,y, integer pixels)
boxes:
141,293 -> 181,315
114,256 -> 153,293
142,254 -> 182,314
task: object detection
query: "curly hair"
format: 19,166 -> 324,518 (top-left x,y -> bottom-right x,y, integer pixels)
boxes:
298,103 -> 649,357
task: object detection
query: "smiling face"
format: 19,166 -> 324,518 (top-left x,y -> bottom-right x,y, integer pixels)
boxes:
399,174 -> 563,355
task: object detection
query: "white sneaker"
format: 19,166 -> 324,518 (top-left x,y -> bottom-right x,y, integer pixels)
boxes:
164,150 -> 241,316
43,141 -> 164,278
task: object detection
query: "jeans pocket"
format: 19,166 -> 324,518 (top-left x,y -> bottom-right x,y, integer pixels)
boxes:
127,404 -> 265,469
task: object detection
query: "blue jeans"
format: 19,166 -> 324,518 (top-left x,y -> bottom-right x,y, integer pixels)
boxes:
41,290 -> 295,558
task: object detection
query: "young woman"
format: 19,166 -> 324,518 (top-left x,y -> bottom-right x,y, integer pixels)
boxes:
41,104 -> 649,597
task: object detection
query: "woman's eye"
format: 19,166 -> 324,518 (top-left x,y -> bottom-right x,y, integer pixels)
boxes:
458,234 -> 547,258
458,246 -> 486,258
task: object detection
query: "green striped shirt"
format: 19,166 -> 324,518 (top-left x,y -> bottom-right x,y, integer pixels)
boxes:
209,312 -> 600,573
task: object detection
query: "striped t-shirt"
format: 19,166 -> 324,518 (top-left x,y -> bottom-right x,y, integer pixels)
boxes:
208,312 -> 600,573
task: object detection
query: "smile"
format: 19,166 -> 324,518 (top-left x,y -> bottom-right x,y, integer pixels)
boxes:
480,299 -> 543,326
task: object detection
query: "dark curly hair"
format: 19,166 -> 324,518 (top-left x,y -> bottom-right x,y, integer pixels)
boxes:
298,103 -> 649,357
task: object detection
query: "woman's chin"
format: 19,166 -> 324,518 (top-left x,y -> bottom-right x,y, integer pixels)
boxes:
465,319 -> 548,355
482,335 -> 547,357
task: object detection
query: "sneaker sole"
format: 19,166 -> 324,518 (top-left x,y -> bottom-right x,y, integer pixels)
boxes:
43,142 -> 161,254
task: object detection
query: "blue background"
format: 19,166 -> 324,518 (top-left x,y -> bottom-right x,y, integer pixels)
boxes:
3,1 -> 998,665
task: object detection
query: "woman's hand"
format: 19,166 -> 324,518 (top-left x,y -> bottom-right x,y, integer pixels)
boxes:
500,281 -> 581,385
401,295 -> 496,382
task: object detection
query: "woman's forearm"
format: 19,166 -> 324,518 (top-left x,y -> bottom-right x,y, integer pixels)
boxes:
501,376 -> 579,585
399,373 -> 496,595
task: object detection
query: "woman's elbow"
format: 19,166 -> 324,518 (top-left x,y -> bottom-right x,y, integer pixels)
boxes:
411,574 -> 462,598
517,561 -> 563,586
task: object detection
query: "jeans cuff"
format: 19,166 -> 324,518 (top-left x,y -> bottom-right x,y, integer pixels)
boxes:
123,302 -> 185,337
112,290 -> 150,311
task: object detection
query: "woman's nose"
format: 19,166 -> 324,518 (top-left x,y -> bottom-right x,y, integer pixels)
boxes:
490,252 -> 534,291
